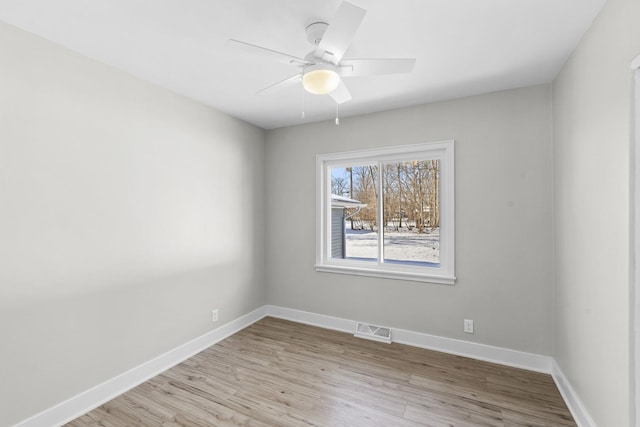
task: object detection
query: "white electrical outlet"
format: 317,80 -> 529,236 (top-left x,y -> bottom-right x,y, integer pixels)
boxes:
464,319 -> 474,334
212,309 -> 219,322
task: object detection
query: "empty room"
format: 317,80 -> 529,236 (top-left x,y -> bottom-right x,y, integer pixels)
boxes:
1,0 -> 639,426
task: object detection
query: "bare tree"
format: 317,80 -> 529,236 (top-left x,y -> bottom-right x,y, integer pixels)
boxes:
347,160 -> 439,233
331,175 -> 349,197
352,165 -> 378,230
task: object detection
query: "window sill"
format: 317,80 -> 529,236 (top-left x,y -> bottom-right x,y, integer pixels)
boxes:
315,264 -> 455,285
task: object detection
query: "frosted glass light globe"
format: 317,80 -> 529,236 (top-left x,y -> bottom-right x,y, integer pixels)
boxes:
302,67 -> 340,95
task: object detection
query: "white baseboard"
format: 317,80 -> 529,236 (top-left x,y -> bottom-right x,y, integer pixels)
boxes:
266,305 -> 355,334
14,306 -> 268,427
265,305 -> 552,373
551,360 -> 596,427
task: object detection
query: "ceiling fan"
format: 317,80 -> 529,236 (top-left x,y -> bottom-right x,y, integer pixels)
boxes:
228,1 -> 416,106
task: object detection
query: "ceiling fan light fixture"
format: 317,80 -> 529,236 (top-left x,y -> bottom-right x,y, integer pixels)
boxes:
302,64 -> 340,95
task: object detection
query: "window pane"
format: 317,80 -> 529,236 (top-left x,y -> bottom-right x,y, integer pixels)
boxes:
330,165 -> 379,262
382,160 -> 440,267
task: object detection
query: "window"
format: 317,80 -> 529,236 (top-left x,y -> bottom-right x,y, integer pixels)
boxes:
316,140 -> 455,284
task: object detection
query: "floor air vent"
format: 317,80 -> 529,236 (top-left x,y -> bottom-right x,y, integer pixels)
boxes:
354,322 -> 392,344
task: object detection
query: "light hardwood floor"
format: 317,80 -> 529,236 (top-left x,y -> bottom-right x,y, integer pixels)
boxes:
66,317 -> 575,426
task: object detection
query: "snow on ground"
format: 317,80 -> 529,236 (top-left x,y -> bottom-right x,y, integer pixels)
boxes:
345,224 -> 440,263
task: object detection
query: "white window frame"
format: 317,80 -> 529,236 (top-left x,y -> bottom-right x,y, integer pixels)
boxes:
315,140 -> 455,284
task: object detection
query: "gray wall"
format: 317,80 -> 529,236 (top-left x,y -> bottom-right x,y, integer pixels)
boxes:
0,22 -> 266,426
552,0 -> 640,424
5,1 -> 637,424
266,85 -> 554,356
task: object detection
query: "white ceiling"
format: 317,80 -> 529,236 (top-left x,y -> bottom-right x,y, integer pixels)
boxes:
0,0 -> 605,129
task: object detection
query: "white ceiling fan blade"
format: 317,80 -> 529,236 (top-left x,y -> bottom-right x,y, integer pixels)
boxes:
228,39 -> 310,67
314,1 -> 366,65
329,80 -> 352,104
256,73 -> 301,95
339,58 -> 416,77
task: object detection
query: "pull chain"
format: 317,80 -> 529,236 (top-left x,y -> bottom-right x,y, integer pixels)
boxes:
335,103 -> 340,125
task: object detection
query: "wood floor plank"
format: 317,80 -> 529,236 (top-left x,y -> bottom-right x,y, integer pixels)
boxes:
66,317 -> 576,426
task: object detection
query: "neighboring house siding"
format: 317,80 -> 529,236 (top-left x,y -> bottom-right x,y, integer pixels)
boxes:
331,207 -> 345,259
